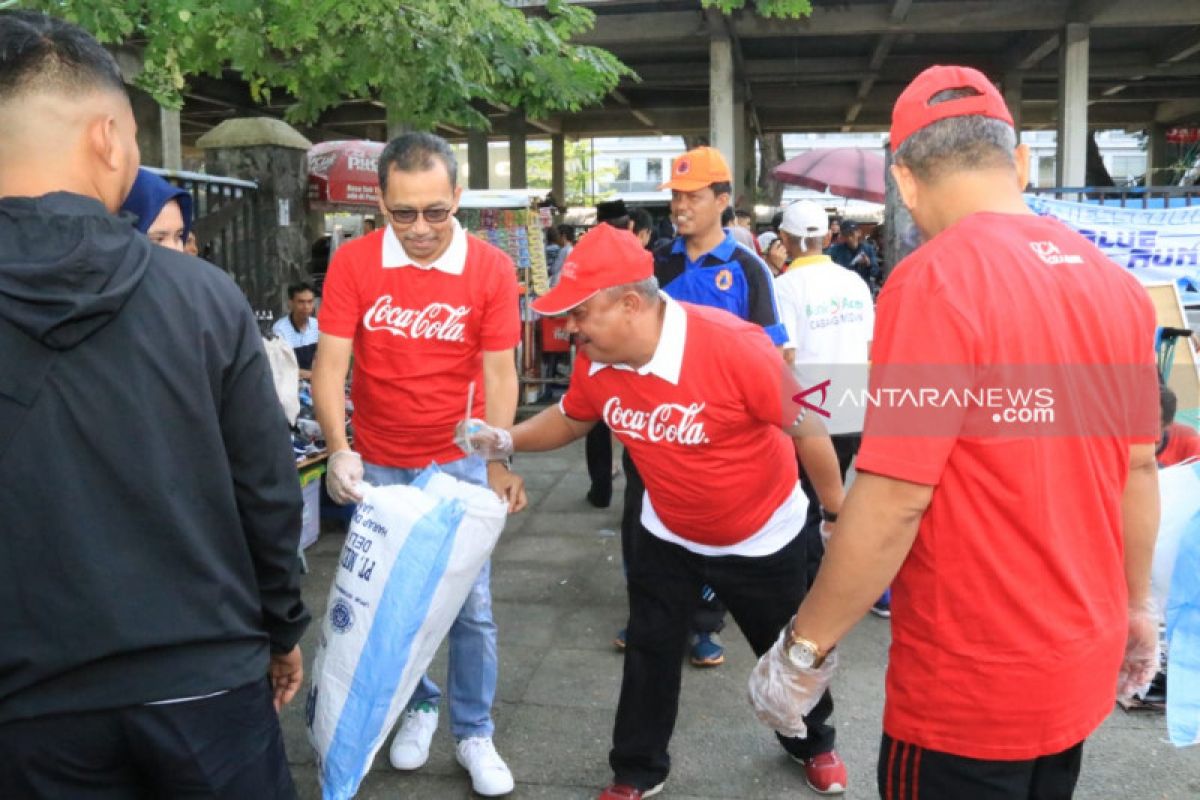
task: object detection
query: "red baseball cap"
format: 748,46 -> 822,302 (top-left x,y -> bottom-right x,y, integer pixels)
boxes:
531,223 -> 653,315
890,65 -> 1014,152
659,146 -> 732,192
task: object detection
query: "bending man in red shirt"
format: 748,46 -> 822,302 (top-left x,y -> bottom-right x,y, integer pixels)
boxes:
461,223 -> 846,799
313,132 -> 526,798
749,65 -> 1161,799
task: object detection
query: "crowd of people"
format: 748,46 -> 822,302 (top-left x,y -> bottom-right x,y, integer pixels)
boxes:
0,9 -> 1183,800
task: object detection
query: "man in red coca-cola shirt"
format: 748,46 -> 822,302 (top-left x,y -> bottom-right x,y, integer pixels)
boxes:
313,132 -> 526,797
462,223 -> 846,799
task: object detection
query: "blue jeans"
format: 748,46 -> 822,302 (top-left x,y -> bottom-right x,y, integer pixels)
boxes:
362,455 -> 497,740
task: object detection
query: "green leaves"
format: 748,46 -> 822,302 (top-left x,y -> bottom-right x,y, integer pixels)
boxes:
700,0 -> 813,19
21,0 -> 632,131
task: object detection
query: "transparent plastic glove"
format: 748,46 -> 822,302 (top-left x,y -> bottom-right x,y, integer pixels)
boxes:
748,623 -> 838,738
1117,597 -> 1161,700
454,418 -> 513,461
326,449 -> 364,505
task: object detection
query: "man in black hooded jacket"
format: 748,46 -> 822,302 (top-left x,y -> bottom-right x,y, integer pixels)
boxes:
0,11 -> 310,798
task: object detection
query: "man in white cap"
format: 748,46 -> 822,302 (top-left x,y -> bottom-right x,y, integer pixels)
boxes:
461,223 -> 849,798
774,200 -> 876,598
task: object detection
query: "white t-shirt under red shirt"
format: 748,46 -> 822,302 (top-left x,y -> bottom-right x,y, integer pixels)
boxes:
320,220 -> 520,467
560,295 -> 807,554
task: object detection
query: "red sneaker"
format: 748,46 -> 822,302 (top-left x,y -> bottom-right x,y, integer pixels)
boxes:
597,782 -> 664,799
798,750 -> 848,794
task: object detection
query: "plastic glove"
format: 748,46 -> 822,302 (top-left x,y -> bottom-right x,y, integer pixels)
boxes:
454,418 -> 514,461
748,623 -> 838,738
326,449 -> 364,505
1117,597 -> 1161,700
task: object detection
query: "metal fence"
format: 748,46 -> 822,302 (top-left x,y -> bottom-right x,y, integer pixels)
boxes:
148,169 -> 270,314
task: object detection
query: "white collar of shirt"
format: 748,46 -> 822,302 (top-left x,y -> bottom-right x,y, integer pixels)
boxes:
381,217 -> 467,274
588,293 -> 686,385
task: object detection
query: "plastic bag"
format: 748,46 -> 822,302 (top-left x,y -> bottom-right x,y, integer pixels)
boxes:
306,466 -> 508,799
1163,461 -> 1200,746
262,335 -> 300,425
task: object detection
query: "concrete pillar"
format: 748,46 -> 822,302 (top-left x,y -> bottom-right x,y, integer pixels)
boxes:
709,33 -> 736,178
740,109 -> 756,210
732,98 -> 747,206
1003,72 -> 1023,143
884,145 -> 919,278
507,110 -> 527,189
1056,23 -> 1089,187
196,118 -> 312,315
160,108 -> 182,171
551,133 -> 566,207
467,129 -> 489,190
1146,122 -> 1170,187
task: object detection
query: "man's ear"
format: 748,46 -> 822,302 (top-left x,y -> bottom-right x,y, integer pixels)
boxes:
87,113 -> 122,173
1013,142 -> 1032,191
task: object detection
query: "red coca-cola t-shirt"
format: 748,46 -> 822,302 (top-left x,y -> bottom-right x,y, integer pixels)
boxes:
855,212 -> 1158,760
561,297 -> 798,546
319,223 -> 520,467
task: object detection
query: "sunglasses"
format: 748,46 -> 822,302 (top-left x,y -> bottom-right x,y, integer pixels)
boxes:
386,206 -> 453,225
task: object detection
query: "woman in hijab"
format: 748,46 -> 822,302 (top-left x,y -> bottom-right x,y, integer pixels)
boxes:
119,168 -> 193,252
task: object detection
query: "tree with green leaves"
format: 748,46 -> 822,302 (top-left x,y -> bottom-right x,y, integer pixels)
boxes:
527,138 -> 617,206
700,0 -> 813,18
16,0 -> 632,130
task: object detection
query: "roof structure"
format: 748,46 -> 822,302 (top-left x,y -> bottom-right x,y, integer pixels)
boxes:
173,0 -> 1200,146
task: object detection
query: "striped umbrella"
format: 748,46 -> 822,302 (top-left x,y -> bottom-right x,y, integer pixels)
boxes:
771,147 -> 886,203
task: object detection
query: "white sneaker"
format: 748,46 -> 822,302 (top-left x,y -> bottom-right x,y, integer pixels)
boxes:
455,736 -> 515,796
389,703 -> 438,770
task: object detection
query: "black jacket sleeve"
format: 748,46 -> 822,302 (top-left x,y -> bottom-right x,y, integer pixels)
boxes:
740,252 -> 789,345
218,299 -> 312,653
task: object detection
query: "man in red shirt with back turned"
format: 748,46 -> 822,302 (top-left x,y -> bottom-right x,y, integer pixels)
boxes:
461,223 -> 848,798
313,132 -> 526,798
750,65 -> 1162,798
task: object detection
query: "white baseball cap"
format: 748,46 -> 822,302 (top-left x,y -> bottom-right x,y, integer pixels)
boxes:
780,201 -> 830,238
757,231 -> 779,251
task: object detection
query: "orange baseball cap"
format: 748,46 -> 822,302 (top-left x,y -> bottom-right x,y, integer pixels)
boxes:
890,65 -> 1014,152
531,224 -> 653,316
659,146 -> 732,192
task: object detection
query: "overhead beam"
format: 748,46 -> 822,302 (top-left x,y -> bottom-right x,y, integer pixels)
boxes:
1155,28 -> 1200,66
578,1 -> 1200,45
1155,98 -> 1200,124
611,89 -> 658,131
845,0 -> 913,130
1005,32 -> 1061,70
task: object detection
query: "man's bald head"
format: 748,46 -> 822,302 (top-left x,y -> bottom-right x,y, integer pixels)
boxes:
0,11 -> 139,211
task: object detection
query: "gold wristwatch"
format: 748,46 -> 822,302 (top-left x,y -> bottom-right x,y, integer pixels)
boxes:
784,618 -> 829,669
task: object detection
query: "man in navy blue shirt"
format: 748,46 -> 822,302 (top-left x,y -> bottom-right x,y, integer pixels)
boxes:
826,220 -> 880,287
615,146 -> 788,667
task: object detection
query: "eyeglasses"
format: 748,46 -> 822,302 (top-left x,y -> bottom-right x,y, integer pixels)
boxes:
386,206 -> 453,225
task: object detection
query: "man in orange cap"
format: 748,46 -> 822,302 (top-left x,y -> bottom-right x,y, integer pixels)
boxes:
749,65 -> 1161,798
460,223 -> 846,799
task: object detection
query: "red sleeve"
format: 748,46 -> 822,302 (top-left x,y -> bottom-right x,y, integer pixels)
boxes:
480,247 -> 521,352
855,258 -> 979,486
559,352 -> 602,422
725,323 -> 794,428
317,246 -> 360,339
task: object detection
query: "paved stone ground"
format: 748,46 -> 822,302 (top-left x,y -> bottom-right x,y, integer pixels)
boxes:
285,439 -> 1199,799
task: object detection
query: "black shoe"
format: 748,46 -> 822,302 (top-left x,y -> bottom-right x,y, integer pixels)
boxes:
586,488 -> 611,508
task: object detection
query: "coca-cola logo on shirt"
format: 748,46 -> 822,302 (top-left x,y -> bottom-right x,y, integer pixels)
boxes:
602,396 -> 709,445
362,295 -> 470,341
